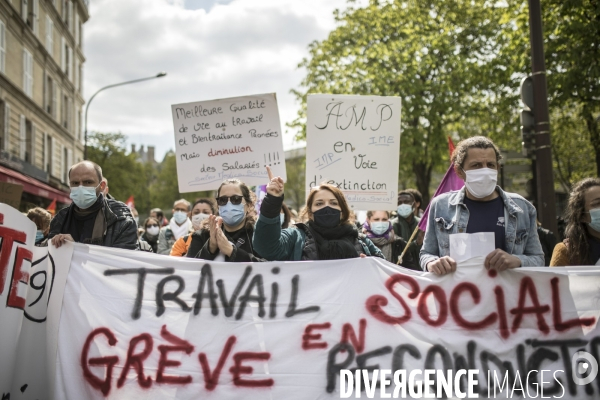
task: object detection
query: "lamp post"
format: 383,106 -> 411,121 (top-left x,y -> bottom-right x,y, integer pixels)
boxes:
83,72 -> 167,160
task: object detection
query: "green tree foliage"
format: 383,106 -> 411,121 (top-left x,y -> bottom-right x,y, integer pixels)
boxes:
290,0 -> 512,204
495,0 -> 600,183
87,132 -> 153,214
149,152 -> 212,215
284,155 -> 306,211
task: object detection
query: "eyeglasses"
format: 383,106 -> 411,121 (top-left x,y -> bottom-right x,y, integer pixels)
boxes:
216,195 -> 244,206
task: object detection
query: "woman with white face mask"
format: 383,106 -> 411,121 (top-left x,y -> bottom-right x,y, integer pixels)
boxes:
364,210 -> 418,270
170,199 -> 215,257
140,217 -> 161,253
551,178 -> 600,266
187,179 -> 264,262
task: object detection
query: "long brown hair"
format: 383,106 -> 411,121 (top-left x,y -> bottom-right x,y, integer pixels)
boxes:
564,177 -> 600,265
216,179 -> 257,229
300,183 -> 352,225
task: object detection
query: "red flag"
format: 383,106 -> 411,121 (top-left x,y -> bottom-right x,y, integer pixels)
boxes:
46,199 -> 56,216
448,136 -> 456,159
126,195 -> 135,209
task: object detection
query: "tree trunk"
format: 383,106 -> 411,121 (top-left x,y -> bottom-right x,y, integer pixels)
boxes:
583,108 -> 600,177
413,161 -> 433,208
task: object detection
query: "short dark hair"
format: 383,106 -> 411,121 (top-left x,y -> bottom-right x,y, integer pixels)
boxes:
451,136 -> 502,168
193,198 -> 217,215
404,188 -> 422,206
397,191 -> 415,205
68,161 -> 103,182
150,208 -> 164,220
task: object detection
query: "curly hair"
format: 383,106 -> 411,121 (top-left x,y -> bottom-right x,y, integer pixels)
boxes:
564,177 -> 600,265
451,136 -> 502,168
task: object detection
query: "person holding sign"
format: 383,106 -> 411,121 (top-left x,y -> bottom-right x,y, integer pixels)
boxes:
253,167 -> 383,261
186,179 -> 263,262
420,136 -> 544,274
364,210 -> 418,270
551,178 -> 600,266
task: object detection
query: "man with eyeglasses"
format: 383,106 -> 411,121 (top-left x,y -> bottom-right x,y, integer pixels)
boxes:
157,199 -> 192,255
49,161 -> 138,250
391,191 -> 422,265
420,136 -> 544,275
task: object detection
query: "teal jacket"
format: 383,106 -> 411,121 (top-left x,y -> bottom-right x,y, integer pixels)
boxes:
253,214 -> 384,261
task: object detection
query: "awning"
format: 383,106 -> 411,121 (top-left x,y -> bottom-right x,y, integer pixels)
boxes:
0,165 -> 71,204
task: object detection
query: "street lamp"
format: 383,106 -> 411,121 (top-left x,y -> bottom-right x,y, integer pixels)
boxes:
83,72 -> 167,160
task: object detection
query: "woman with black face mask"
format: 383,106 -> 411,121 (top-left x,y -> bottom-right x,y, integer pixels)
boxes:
253,167 -> 383,261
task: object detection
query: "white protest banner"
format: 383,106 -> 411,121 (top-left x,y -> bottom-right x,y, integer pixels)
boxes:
1,204 -> 600,399
306,94 -> 401,210
171,93 -> 286,192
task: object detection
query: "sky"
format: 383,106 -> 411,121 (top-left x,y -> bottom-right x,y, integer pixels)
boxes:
83,0 -> 365,162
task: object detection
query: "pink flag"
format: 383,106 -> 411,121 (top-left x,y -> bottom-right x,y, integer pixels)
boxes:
418,163 -> 464,232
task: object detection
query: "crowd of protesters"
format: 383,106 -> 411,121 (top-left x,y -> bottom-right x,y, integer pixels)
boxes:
23,136 -> 600,270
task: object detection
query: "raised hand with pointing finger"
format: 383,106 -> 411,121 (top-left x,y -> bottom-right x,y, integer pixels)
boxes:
266,166 -> 284,197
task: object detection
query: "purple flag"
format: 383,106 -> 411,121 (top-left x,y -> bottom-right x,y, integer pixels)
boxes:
418,163 -> 464,232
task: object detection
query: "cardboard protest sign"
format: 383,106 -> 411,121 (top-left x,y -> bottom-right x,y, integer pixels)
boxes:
1,202 -> 600,399
171,93 -> 286,192
0,182 -> 23,209
306,94 -> 401,210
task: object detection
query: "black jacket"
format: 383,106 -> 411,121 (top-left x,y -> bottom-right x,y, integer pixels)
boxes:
48,196 -> 138,250
186,226 -> 264,262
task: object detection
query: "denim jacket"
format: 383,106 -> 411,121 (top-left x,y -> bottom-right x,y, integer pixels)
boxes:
419,186 -> 544,270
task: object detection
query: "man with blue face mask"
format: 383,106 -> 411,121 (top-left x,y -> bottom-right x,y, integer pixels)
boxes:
391,191 -> 420,242
157,199 -> 192,255
48,161 -> 138,250
420,136 -> 545,274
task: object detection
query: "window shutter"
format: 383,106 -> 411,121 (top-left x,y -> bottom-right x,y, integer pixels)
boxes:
21,0 -> 28,21
75,12 -> 79,45
49,136 -> 54,175
61,143 -> 65,182
68,0 -> 73,32
67,47 -> 73,81
52,80 -> 57,119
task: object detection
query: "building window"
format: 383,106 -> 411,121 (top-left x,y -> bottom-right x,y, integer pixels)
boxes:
75,12 -> 79,45
46,134 -> 54,175
68,0 -> 73,32
45,74 -> 53,115
45,16 -> 53,55
23,49 -> 33,97
0,100 -> 5,151
2,103 -> 9,151
30,0 -> 39,35
24,120 -> 34,164
62,144 -> 66,182
0,21 -> 5,74
62,95 -> 71,130
19,115 -> 26,159
21,0 -> 28,21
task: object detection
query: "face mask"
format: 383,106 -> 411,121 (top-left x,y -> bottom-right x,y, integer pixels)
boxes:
463,168 -> 498,199
219,202 -> 245,227
146,226 -> 160,236
133,216 -> 139,225
192,213 -> 209,230
312,206 -> 341,228
397,204 -> 413,218
70,183 -> 100,209
588,209 -> 600,233
35,230 -> 44,242
370,221 -> 390,236
173,211 -> 188,225
280,214 -> 285,226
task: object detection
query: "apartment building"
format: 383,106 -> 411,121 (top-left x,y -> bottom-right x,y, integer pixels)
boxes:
0,0 -> 88,210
